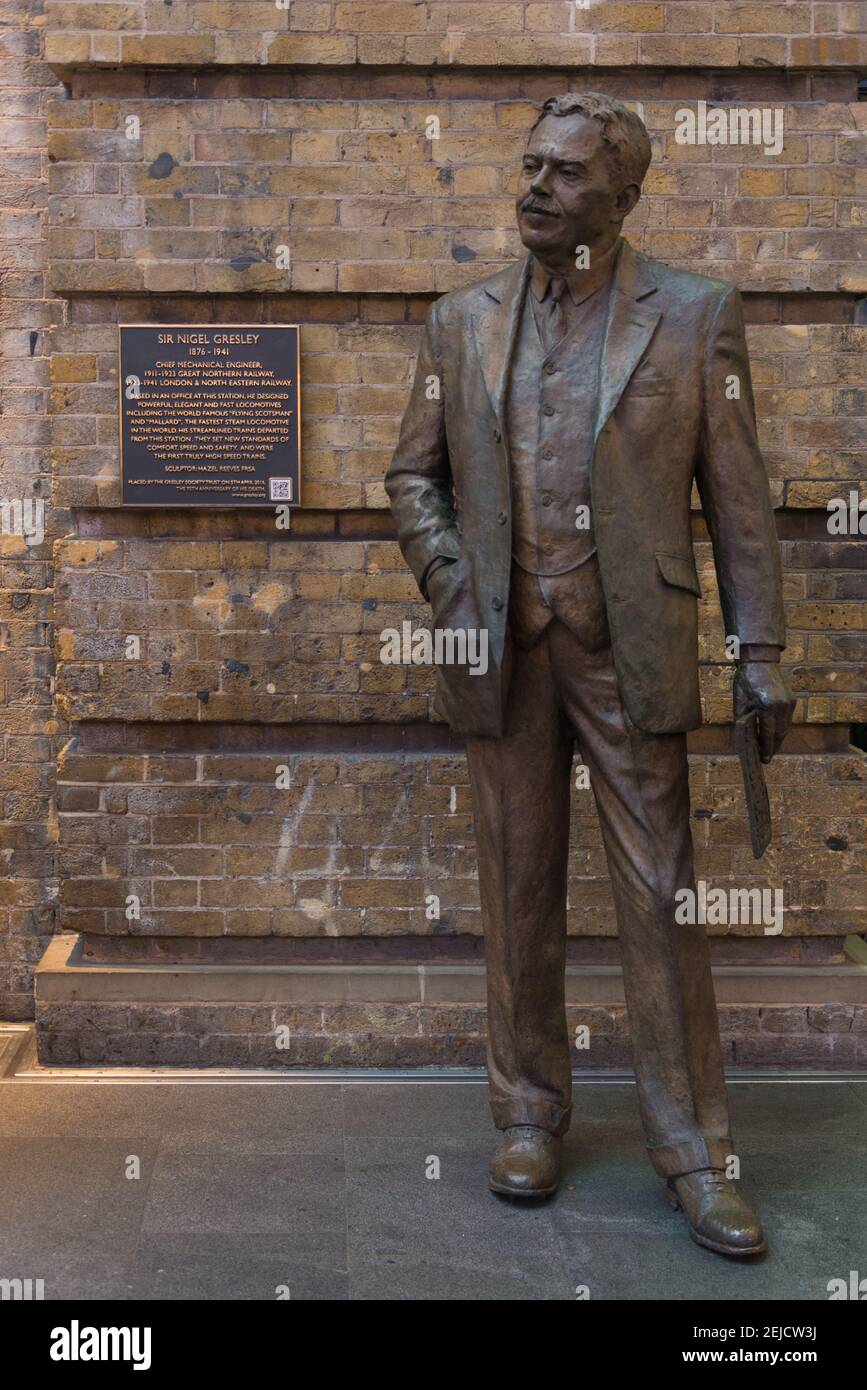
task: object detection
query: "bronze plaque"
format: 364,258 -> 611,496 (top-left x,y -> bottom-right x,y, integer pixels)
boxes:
119,324 -> 300,506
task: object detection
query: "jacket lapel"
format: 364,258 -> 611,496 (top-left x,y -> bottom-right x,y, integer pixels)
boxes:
595,241 -> 662,440
471,257 -> 530,430
469,243 -> 661,438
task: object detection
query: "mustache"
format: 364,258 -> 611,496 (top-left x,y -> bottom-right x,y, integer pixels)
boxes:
520,196 -> 561,216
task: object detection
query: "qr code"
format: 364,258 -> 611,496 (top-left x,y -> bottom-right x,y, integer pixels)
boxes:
269,478 -> 293,501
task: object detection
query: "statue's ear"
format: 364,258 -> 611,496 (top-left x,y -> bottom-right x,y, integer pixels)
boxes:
615,183 -> 641,221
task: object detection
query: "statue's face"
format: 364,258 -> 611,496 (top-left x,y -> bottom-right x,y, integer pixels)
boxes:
516,112 -> 626,260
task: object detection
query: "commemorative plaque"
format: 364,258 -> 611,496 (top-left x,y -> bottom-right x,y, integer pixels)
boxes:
119,324 -> 300,506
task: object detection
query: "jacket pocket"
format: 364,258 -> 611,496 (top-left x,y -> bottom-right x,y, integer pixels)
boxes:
656,550 -> 702,598
628,376 -> 670,397
427,554 -> 466,619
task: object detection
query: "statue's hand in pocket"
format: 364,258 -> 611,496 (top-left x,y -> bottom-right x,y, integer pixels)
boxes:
426,556 -> 474,632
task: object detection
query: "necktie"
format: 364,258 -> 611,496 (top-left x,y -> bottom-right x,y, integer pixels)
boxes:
546,277 -> 568,350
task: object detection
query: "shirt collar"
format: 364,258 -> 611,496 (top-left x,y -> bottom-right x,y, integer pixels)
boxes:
530,236 -> 623,306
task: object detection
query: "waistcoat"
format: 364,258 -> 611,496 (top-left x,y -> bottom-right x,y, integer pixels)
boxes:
507,278 -> 610,576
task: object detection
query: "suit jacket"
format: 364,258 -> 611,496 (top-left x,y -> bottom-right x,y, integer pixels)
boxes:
385,241 -> 786,738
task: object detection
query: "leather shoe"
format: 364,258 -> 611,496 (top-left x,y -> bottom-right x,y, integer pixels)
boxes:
489,1125 -> 561,1199
667,1169 -> 767,1257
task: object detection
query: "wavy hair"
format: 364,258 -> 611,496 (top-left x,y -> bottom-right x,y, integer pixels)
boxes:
531,93 -> 652,190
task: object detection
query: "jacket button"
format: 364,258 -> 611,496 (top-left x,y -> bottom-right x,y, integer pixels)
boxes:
543,404 -> 555,416
492,595 -> 503,611
493,427 -> 502,442
497,511 -> 507,525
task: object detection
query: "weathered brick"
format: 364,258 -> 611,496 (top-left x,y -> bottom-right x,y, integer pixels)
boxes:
6,0 -> 866,1064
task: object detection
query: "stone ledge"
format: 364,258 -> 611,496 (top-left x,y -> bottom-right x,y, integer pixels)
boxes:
35,934 -> 867,1068
77,930 -> 848,965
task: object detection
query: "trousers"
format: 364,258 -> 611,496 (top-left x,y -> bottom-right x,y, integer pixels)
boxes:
464,565 -> 733,1178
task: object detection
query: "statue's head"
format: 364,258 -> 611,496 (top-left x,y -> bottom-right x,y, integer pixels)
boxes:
516,93 -> 651,262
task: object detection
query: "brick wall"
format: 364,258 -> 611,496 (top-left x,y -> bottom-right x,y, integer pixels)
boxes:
40,2 -> 867,70
36,997 -> 867,1070
1,1 -> 865,1044
44,312 -> 867,511
37,11 -> 867,964
45,94 -> 866,296
52,527 -> 867,727
0,0 -> 64,1019
54,745 -> 866,940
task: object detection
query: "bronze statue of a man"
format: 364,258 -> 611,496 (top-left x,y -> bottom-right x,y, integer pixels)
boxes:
385,93 -> 794,1257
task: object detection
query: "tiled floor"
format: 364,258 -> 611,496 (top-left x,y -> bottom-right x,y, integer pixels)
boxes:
0,1029 -> 864,1301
